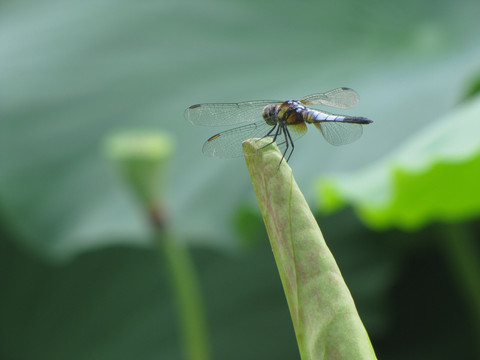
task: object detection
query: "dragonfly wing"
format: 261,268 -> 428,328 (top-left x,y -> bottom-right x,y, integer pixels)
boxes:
315,121 -> 363,146
185,100 -> 281,126
202,120 -> 276,158
300,87 -> 359,109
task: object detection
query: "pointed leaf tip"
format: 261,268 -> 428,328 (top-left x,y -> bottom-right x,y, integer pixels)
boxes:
243,137 -> 376,360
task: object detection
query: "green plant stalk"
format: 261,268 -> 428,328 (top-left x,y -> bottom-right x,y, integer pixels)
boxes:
243,138 -> 377,360
106,132 -> 210,359
440,223 -> 480,355
153,210 -> 211,360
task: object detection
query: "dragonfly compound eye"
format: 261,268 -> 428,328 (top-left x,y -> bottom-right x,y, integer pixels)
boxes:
262,104 -> 278,126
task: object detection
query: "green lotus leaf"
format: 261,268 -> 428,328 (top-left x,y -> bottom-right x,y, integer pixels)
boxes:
2,0 -> 480,261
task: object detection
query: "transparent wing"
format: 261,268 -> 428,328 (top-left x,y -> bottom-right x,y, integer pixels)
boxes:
203,120 -> 275,158
316,121 -> 364,146
202,121 -> 307,158
185,100 -> 282,126
300,87 -> 359,109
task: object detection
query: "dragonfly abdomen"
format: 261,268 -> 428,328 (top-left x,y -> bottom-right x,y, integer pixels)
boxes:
303,109 -> 344,123
303,109 -> 372,124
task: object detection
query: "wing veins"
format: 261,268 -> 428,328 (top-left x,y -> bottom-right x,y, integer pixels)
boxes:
185,100 -> 282,126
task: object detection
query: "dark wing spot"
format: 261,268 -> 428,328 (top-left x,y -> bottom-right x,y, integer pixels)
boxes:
207,133 -> 221,142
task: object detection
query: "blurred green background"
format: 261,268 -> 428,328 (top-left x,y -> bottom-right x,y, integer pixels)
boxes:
1,0 -> 480,359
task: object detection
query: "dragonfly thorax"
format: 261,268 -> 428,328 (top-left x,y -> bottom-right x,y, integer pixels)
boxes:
262,100 -> 307,126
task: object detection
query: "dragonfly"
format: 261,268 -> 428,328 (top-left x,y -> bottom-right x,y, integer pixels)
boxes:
185,87 -> 373,162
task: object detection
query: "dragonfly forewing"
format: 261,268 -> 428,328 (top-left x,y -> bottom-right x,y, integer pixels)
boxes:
185,100 -> 281,126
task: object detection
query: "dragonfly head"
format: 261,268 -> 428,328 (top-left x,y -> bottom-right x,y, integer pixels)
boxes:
262,104 -> 278,126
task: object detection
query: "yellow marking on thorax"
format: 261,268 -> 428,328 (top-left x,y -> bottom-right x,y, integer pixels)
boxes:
287,112 -> 304,125
278,103 -> 305,125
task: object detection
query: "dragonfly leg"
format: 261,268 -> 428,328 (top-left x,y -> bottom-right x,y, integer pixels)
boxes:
284,126 -> 295,163
271,123 -> 282,144
259,124 -> 281,150
279,125 -> 290,165
259,123 -> 278,141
